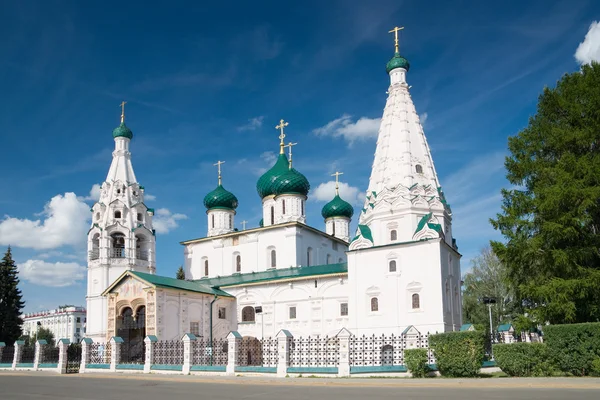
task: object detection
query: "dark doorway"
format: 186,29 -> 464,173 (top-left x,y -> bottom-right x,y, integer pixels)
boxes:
117,306 -> 146,364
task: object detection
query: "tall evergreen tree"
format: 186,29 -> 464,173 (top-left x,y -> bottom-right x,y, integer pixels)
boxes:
0,247 -> 25,344
176,266 -> 185,280
491,63 -> 600,324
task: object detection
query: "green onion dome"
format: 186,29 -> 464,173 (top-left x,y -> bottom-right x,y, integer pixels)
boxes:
259,218 -> 264,227
386,51 -> 410,73
256,153 -> 291,198
321,194 -> 354,219
112,122 -> 133,139
203,184 -> 238,211
272,168 -> 310,196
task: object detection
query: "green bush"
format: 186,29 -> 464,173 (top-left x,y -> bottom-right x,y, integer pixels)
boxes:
493,343 -> 553,377
404,348 -> 430,378
429,331 -> 486,377
544,322 -> 600,376
591,358 -> 600,377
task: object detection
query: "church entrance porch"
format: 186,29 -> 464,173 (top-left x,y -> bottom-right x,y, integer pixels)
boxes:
117,306 -> 146,364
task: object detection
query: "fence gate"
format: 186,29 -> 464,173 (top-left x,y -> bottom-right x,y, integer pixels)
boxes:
66,343 -> 82,373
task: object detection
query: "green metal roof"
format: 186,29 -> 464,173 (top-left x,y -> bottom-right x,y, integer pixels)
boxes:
112,122 -> 133,139
386,51 -> 410,73
321,194 -> 354,219
460,323 -> 475,331
128,271 -> 233,297
256,153 -> 290,198
196,262 -> 348,288
203,184 -> 238,211
414,212 -> 442,236
351,224 -> 373,244
272,167 -> 310,196
497,324 -> 513,332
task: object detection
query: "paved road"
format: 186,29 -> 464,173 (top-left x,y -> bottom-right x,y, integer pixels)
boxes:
1,372 -> 600,400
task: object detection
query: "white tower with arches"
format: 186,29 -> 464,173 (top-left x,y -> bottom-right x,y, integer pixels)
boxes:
346,28 -> 462,335
86,104 -> 156,342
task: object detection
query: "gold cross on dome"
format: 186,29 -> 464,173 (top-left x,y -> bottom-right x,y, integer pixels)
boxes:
213,160 -> 225,185
284,141 -> 298,169
119,101 -> 127,123
388,26 -> 404,53
332,171 -> 344,195
276,119 -> 289,153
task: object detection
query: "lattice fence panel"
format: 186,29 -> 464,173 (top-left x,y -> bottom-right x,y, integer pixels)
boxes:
89,342 -> 112,364
0,346 -> 15,364
20,346 -> 35,363
289,336 -> 339,367
153,340 -> 184,365
192,337 -> 228,366
41,345 -> 60,364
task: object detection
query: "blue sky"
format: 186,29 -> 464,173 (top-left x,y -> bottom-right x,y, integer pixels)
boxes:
1,0 -> 599,312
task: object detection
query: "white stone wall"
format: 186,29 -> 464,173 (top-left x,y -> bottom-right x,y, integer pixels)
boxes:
346,238 -> 458,335
207,209 -> 235,237
225,274 -> 349,338
274,194 -> 306,224
184,224 -> 348,279
325,217 -> 350,242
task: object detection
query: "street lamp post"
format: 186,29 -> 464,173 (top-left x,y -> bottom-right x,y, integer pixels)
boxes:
482,297 -> 497,360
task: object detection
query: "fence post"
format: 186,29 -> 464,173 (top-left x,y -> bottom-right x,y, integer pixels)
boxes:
275,329 -> 292,377
181,333 -> 195,375
144,335 -> 157,373
13,340 -> 24,369
34,340 -> 47,370
79,338 -> 92,373
57,339 -> 70,374
110,337 -> 123,372
336,328 -> 352,377
226,331 -> 241,376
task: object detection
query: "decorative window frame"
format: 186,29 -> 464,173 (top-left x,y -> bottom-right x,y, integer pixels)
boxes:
288,304 -> 297,320
386,252 -> 400,275
366,286 -> 382,315
406,281 -> 423,313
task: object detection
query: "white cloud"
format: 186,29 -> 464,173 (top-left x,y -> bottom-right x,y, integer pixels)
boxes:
575,21 -> 600,65
237,116 -> 264,132
18,259 -> 86,287
0,193 -> 90,250
144,193 -> 157,201
79,184 -> 102,202
311,181 -> 362,205
313,114 -> 380,145
260,151 -> 277,164
152,208 -> 188,234
37,250 -> 82,261
420,112 -> 428,127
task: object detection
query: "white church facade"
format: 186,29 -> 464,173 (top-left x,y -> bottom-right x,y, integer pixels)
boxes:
85,33 -> 462,345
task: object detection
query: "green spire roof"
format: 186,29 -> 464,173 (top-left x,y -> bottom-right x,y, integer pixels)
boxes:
203,184 -> 238,211
321,194 -> 354,219
112,122 -> 133,139
386,51 -> 410,73
256,153 -> 291,198
272,168 -> 310,196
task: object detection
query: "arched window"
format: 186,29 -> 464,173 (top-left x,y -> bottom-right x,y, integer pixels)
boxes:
390,230 -> 397,241
114,211 -> 122,219
338,257 -> 343,263
412,293 -> 420,309
371,297 -> 379,312
448,256 -> 453,276
332,222 -> 336,236
270,206 -> 275,225
446,282 -> 450,311
236,255 -> 241,273
95,212 -> 100,221
301,201 -> 304,215
270,249 -> 276,268
110,232 -> 125,258
204,260 -> 209,277
137,213 -> 142,222
229,214 -> 233,229
212,214 -> 215,228
282,200 -> 286,215
416,164 -> 423,174
90,233 -> 100,260
307,247 -> 313,266
326,254 -> 332,264
389,260 -> 397,272
241,306 -> 255,322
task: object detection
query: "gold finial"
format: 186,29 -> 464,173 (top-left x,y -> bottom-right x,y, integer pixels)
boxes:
213,160 -> 225,185
332,171 -> 344,195
120,101 -> 127,124
388,26 -> 404,53
275,119 -> 289,154
284,142 -> 298,169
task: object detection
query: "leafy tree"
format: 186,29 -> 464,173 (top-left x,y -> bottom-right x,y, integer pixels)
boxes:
0,247 -> 25,344
491,63 -> 600,324
31,326 -> 55,347
176,266 -> 185,280
462,247 -> 517,331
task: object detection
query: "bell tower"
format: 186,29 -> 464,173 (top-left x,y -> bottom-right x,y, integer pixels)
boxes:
86,103 -> 156,342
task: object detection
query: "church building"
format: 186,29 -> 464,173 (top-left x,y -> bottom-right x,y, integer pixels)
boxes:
85,30 -> 462,345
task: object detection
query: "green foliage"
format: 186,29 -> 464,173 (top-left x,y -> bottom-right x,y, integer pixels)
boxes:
429,331 -> 486,377
176,266 -> 185,280
31,327 -> 56,347
461,247 -> 519,330
404,348 -> 430,378
591,357 -> 600,377
493,343 -> 553,377
491,63 -> 600,323
544,322 -> 600,376
0,247 -> 25,344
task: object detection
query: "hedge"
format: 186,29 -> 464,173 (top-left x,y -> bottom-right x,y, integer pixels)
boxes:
544,322 -> 600,376
493,343 -> 553,377
404,348 -> 430,378
429,331 -> 486,377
